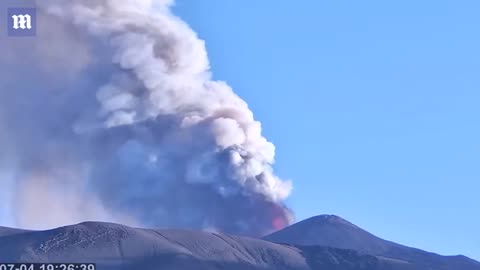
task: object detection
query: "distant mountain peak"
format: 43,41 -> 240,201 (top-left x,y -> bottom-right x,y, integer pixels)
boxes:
264,214 -> 480,270
264,214 -> 377,253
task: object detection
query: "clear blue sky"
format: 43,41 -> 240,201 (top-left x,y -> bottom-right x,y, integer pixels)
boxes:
173,0 -> 479,260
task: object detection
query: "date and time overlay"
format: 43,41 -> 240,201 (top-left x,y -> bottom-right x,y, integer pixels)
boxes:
0,264 -> 96,270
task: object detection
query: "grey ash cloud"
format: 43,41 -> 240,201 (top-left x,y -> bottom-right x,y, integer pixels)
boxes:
0,0 -> 293,236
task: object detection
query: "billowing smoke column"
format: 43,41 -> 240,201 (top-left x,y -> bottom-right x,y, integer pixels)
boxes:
0,0 -> 293,236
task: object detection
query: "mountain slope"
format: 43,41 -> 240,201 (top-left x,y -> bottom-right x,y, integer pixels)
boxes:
0,222 -> 416,270
0,226 -> 30,237
264,215 -> 480,270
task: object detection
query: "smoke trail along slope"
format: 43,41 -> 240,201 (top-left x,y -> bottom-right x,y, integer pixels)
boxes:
0,0 -> 293,236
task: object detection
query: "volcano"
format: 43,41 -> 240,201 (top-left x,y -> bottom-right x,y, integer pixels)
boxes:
264,215 -> 480,270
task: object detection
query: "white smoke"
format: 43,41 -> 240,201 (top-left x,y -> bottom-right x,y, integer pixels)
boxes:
0,0 -> 293,236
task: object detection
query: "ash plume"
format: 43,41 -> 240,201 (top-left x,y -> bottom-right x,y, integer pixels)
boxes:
0,0 -> 293,236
